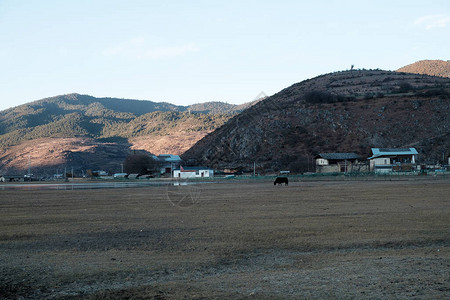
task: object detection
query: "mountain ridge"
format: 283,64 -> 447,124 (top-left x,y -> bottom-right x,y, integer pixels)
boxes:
1,93 -> 255,116
0,93 -> 255,148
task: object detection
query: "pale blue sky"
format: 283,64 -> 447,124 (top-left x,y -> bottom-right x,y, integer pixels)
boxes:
0,0 -> 449,111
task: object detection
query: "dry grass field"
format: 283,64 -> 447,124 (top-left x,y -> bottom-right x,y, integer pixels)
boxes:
0,178 -> 449,299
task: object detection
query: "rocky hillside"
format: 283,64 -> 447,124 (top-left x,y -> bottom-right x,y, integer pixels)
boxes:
0,94 -> 255,175
0,138 -> 131,176
397,60 -> 450,78
182,70 -> 450,172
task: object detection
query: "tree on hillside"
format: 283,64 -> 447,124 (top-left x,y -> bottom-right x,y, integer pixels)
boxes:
398,82 -> 413,93
123,153 -> 158,174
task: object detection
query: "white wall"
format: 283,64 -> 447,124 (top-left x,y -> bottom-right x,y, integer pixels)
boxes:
173,169 -> 213,178
316,158 -> 328,166
370,157 -> 392,173
370,157 -> 390,169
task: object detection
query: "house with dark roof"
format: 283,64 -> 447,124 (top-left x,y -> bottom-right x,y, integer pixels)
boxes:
315,153 -> 364,173
368,148 -> 418,173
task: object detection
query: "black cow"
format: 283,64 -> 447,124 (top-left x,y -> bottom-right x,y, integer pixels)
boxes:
274,177 -> 288,186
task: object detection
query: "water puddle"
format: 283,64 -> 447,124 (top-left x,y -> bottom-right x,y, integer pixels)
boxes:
0,181 -> 212,191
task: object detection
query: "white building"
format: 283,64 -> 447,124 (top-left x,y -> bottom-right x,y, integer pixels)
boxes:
173,166 -> 214,178
368,148 -> 418,173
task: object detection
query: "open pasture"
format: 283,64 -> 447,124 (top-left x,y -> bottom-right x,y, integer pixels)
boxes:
0,178 -> 449,299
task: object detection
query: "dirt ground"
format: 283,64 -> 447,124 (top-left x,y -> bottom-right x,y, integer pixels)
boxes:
0,177 -> 449,299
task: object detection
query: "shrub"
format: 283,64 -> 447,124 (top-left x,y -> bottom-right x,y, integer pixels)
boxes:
304,91 -> 352,104
364,93 -> 374,100
398,82 -> 413,93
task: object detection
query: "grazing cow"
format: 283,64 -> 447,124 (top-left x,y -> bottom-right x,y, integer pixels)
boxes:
274,177 -> 288,186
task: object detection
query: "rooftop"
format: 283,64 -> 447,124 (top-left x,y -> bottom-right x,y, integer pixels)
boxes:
378,148 -> 415,153
157,154 -> 182,162
176,166 -> 213,171
316,153 -> 360,160
369,148 -> 418,159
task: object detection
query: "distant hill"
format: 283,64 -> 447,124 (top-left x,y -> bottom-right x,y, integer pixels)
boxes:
397,60 -> 450,78
182,69 -> 450,172
0,94 -> 256,175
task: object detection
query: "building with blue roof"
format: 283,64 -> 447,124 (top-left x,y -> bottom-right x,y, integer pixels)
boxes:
157,154 -> 182,175
368,148 -> 418,173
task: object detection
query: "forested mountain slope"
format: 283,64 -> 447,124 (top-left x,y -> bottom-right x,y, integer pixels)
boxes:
0,94 -> 252,174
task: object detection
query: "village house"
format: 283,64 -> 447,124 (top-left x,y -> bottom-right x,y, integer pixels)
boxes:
157,154 -> 182,175
0,175 -> 26,182
315,153 -> 363,173
173,166 -> 214,178
368,148 -> 418,173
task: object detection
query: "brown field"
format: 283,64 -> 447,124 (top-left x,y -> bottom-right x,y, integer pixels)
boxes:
0,178 -> 449,299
